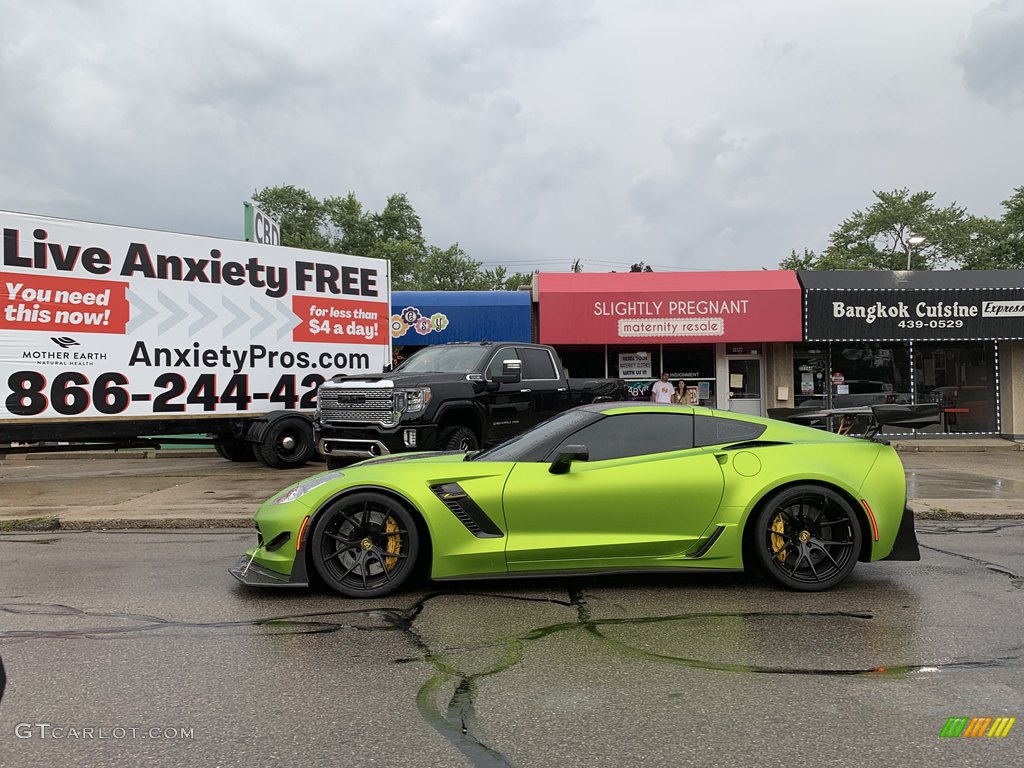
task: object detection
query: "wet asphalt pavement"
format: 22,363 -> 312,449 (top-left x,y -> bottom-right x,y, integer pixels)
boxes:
1,523 -> 1022,768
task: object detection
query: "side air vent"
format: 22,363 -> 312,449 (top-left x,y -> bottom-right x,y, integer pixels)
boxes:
430,483 -> 504,538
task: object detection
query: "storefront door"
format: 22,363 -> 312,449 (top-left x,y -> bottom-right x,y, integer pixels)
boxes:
728,357 -> 763,416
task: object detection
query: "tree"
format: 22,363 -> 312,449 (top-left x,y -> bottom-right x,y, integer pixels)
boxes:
630,262 -> 654,272
778,248 -> 818,270
479,265 -> 535,290
414,244 -> 487,290
780,188 -> 980,271
956,187 -> 1024,270
250,185 -> 330,251
322,192 -> 376,256
253,185 -> 530,290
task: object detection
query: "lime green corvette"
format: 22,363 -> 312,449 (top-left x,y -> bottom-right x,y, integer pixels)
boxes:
230,403 -> 921,597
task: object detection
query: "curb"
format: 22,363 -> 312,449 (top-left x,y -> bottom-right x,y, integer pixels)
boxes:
0,516 -> 253,531
1,449 -> 220,462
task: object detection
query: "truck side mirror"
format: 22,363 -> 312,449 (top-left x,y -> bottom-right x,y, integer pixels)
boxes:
549,444 -> 589,474
492,359 -> 522,384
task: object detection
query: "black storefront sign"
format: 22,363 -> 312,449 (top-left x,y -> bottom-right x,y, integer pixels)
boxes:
800,271 -> 1024,341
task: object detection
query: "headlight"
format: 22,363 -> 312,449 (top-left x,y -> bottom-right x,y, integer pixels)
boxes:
397,387 -> 431,414
273,471 -> 343,504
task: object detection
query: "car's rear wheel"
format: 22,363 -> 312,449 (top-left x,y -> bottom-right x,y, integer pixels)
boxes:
310,492 -> 419,598
753,485 -> 861,591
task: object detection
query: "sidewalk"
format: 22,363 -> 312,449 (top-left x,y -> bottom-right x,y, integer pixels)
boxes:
1,441 -> 1023,529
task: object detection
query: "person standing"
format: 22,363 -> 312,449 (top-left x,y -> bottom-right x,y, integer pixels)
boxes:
650,372 -> 674,403
672,380 -> 689,404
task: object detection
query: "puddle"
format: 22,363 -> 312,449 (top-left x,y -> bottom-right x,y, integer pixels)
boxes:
905,470 -> 1024,499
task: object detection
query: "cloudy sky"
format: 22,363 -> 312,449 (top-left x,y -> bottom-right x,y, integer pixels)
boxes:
1,0 -> 1021,274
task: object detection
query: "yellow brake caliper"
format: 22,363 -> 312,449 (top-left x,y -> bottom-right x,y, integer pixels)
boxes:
384,516 -> 401,571
771,512 -> 787,563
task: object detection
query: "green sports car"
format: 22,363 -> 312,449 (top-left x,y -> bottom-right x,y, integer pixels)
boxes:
230,402 -> 924,597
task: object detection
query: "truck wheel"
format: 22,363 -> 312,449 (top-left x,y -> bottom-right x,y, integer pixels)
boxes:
213,438 -> 256,462
254,418 -> 315,469
439,426 -> 479,452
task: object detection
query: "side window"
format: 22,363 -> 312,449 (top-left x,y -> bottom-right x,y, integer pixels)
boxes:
694,415 -> 767,447
546,413 -> 694,462
487,348 -> 520,379
518,347 -> 558,380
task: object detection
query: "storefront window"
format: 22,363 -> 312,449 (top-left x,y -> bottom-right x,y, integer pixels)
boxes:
793,344 -> 829,407
663,345 -> 716,407
662,346 -> 715,379
914,342 -> 997,433
792,341 -> 998,435
604,346 -> 655,400
829,343 -> 911,408
555,346 -> 606,378
794,342 -> 912,409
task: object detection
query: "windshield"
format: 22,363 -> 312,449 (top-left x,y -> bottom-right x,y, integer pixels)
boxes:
395,345 -> 489,374
471,409 -> 604,463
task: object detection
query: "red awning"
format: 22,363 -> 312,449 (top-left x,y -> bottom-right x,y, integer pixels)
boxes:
537,271 -> 802,345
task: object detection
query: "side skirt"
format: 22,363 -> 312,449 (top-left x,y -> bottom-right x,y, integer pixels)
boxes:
434,566 -> 745,582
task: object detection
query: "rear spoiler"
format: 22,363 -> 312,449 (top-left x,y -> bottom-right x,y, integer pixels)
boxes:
870,403 -> 940,429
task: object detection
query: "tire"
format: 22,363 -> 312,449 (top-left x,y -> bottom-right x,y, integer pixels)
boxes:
213,438 -> 256,462
752,484 -> 862,592
310,491 -> 420,598
438,426 -> 479,452
253,418 -> 315,469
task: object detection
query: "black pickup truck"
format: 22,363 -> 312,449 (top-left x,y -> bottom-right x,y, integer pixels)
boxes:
314,341 -> 625,467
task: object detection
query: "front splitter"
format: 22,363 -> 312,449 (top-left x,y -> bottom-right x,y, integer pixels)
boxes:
229,555 -> 309,588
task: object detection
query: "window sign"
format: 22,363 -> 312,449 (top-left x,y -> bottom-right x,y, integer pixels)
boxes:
618,351 -> 652,378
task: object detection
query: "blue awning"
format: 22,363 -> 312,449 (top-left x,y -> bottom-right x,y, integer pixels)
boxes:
390,291 -> 532,345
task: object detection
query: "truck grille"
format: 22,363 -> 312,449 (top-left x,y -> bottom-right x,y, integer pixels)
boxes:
319,388 -> 396,425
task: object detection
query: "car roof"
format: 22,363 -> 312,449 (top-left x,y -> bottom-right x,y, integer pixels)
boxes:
576,402 -> 750,420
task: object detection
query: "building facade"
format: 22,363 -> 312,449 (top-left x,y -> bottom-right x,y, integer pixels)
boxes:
534,271 -> 803,415
798,270 -> 1024,437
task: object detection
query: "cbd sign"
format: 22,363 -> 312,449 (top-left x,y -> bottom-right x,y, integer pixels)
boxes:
243,201 -> 281,245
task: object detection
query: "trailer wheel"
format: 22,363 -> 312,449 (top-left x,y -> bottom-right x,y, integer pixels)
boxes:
253,418 -> 315,469
213,438 -> 257,462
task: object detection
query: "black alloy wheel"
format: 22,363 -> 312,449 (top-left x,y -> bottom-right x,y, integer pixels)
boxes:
310,492 -> 419,598
753,485 -> 862,591
439,426 -> 479,452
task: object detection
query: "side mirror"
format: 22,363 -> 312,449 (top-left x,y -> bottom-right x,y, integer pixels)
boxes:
549,444 -> 589,474
492,359 -> 522,384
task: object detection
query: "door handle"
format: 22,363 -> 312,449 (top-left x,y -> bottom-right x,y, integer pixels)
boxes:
520,388 -> 532,393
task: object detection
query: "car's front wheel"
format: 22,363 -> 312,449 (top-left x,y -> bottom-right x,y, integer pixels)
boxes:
310,492 -> 419,598
753,485 -> 862,591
